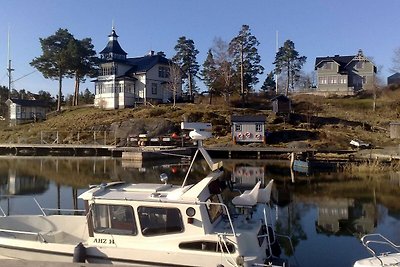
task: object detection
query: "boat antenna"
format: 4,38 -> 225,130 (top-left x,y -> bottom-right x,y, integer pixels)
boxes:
180,122 -> 222,188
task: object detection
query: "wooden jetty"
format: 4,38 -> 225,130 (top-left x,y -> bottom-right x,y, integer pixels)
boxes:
120,146 -> 193,161
0,143 -> 358,161
0,144 -> 119,157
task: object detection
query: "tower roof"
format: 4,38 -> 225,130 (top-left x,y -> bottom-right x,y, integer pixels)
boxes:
100,28 -> 127,58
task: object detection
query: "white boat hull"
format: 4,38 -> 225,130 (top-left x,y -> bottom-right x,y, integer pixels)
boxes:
354,253 -> 400,267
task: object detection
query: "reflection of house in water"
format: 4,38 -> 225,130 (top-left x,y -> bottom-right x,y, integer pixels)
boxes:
316,198 -> 376,235
231,165 -> 265,188
389,172 -> 400,187
0,170 -> 48,195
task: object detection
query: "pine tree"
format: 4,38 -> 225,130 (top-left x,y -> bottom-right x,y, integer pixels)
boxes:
261,71 -> 276,93
68,38 -> 99,106
173,37 -> 199,101
229,25 -> 264,104
273,40 -> 307,96
30,28 -> 75,112
200,49 -> 218,104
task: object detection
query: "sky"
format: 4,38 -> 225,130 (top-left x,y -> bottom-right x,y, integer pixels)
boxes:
0,0 -> 399,97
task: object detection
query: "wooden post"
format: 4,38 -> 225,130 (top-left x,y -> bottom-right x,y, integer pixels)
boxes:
290,152 -> 295,169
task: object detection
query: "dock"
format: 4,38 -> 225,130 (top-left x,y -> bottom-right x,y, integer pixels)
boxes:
0,144 -> 119,157
119,146 -> 194,161
0,143 -> 359,161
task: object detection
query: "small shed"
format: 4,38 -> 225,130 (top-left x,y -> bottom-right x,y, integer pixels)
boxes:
271,94 -> 291,114
231,115 -> 266,144
6,98 -> 48,126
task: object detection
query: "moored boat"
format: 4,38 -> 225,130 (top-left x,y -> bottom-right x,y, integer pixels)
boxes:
0,123 -> 288,266
353,233 -> 400,267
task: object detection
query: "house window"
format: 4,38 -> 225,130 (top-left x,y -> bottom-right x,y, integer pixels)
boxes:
319,76 -> 327,85
362,76 -> 367,84
92,204 -> 137,235
328,76 -> 337,84
158,66 -> 170,78
138,206 -> 183,236
356,61 -> 364,69
255,124 -> 263,132
324,62 -> 332,69
339,76 -> 347,84
235,124 -> 242,132
152,83 -> 158,94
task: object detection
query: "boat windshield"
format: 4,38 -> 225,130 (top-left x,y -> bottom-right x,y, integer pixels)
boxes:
92,204 -> 137,235
206,194 -> 223,223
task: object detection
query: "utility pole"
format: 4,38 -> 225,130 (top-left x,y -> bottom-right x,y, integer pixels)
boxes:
275,30 -> 278,94
7,26 -> 14,100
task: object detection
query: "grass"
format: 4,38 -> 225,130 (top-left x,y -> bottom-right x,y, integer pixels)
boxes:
1,90 -> 400,149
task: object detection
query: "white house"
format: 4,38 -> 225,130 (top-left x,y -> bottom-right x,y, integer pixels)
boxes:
94,28 -> 182,109
231,115 -> 267,144
5,98 -> 47,125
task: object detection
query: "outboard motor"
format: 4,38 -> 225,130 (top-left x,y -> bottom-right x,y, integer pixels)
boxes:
73,242 -> 86,263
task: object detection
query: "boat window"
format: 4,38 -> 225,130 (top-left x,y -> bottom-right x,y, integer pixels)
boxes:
92,204 -> 137,235
179,241 -> 235,253
206,194 -> 223,223
138,206 -> 183,236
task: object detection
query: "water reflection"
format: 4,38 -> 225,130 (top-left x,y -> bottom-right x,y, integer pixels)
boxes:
0,157 -> 399,266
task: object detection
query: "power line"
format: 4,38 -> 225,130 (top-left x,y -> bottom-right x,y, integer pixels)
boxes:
13,70 -> 37,83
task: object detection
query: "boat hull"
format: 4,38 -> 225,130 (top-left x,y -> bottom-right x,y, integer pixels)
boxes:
0,243 -> 193,266
354,253 -> 400,267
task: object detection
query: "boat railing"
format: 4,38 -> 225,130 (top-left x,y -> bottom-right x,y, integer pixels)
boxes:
360,233 -> 400,265
197,201 -> 236,236
0,228 -> 46,243
0,196 -> 85,217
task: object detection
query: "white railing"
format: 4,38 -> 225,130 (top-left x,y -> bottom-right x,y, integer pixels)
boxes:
0,196 -> 85,217
360,233 -> 400,266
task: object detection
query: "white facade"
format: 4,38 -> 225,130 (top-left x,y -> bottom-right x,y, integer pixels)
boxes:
94,29 -> 181,109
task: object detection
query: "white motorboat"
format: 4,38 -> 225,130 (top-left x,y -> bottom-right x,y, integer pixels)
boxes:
354,233 -> 400,267
0,123 -> 287,267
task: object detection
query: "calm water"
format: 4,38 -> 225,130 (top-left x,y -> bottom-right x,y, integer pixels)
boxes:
0,156 -> 400,267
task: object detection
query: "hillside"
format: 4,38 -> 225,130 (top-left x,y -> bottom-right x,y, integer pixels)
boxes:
1,91 -> 400,150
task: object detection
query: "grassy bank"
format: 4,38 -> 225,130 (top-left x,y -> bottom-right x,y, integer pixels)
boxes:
0,90 -> 399,150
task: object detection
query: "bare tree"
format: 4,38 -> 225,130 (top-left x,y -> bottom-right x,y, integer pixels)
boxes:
212,38 -> 234,102
391,47 -> 400,73
166,63 -> 182,107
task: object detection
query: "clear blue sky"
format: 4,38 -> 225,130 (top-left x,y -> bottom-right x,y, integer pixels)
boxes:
0,0 -> 399,97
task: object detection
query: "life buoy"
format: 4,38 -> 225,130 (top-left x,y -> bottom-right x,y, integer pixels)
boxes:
237,133 -> 243,139
245,132 -> 251,138
255,134 -> 262,139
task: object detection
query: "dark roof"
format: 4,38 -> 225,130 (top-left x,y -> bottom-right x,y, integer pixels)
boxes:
315,55 -> 355,72
271,94 -> 290,102
125,55 -> 171,74
100,30 -> 127,56
231,115 -> 266,123
7,98 -> 47,107
388,73 -> 400,79
100,39 -> 127,55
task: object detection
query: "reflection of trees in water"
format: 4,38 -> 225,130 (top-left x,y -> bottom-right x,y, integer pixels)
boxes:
0,157 -> 213,190
0,175 -> 48,195
275,202 -> 307,256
